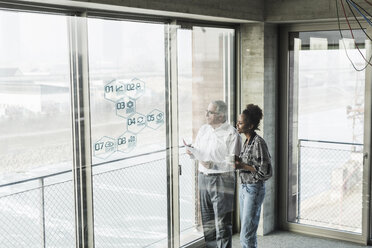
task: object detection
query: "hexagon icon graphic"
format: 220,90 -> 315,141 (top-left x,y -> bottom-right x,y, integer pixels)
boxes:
104,79 -> 126,102
116,97 -> 136,118
117,132 -> 137,153
93,136 -> 116,159
127,112 -> 147,133
147,109 -> 165,130
125,78 -> 145,99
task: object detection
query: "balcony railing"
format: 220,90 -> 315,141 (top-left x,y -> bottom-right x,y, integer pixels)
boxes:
0,147 -> 197,247
297,139 -> 363,233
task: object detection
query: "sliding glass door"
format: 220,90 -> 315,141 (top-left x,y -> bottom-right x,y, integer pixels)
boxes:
86,17 -> 236,247
281,25 -> 371,244
177,26 -> 235,246
0,6 -> 237,247
87,18 -> 169,247
0,10 -> 74,247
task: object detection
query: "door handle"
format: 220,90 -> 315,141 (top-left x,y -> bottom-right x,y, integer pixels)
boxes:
363,153 -> 368,165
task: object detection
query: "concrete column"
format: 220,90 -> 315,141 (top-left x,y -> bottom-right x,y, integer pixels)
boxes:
240,23 -> 278,235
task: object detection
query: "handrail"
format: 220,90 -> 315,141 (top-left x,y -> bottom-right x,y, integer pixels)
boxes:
0,145 -> 187,188
298,139 -> 363,146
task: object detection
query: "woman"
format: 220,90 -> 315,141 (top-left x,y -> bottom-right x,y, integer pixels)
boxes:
234,104 -> 272,248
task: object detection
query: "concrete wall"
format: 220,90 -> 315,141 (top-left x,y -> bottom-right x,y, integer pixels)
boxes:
20,0 -> 372,23
240,23 -> 278,235
15,0 -> 263,22
74,0 -> 263,21
262,23 -> 277,234
265,0 -> 372,23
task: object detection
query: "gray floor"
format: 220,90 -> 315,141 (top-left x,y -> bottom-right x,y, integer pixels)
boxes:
232,231 -> 372,248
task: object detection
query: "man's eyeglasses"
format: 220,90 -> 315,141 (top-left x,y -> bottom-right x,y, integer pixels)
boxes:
205,110 -> 219,115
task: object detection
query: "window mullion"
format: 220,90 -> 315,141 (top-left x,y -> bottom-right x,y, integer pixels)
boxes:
165,21 -> 180,248
68,13 -> 95,248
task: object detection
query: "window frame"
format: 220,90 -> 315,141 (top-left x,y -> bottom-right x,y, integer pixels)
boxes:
279,21 -> 372,245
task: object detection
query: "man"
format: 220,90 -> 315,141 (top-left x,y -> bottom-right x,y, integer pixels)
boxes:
186,100 -> 241,248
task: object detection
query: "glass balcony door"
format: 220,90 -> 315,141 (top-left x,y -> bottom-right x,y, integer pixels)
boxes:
87,19 -> 236,247
281,26 -> 372,244
85,16 -> 237,247
0,10 -> 74,247
87,17 -> 169,247
177,26 -> 235,247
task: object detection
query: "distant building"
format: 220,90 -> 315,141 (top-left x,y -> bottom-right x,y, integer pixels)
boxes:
0,67 -> 22,77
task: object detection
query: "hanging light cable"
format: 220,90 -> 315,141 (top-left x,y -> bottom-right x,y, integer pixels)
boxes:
346,0 -> 372,41
350,0 -> 372,18
336,0 -> 371,71
341,0 -> 372,68
347,0 -> 372,26
363,0 -> 372,6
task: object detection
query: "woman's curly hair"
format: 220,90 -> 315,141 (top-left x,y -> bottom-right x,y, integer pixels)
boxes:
242,104 -> 263,132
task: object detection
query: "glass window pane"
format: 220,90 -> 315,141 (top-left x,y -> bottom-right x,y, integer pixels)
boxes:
0,10 -> 74,247
178,26 -> 235,246
88,18 -> 167,247
287,30 -> 365,233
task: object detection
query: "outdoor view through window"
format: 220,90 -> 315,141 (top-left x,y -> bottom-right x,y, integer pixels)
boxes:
0,11 -> 74,247
287,30 -> 366,233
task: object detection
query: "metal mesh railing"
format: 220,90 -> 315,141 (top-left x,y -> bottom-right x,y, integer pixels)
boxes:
44,180 -> 75,247
0,186 -> 44,248
0,150 -> 198,248
298,139 -> 363,233
93,157 -> 168,248
93,151 -> 199,247
0,178 -> 75,248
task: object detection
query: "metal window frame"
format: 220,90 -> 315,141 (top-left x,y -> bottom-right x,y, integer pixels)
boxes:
68,12 -> 94,248
0,5 -> 93,248
234,25 -> 242,234
365,25 -> 372,245
279,21 -> 372,245
165,20 -> 181,248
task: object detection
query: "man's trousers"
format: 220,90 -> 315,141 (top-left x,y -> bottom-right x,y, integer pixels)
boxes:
198,172 -> 235,248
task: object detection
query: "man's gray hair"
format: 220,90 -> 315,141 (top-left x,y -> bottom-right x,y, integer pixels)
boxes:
211,100 -> 227,122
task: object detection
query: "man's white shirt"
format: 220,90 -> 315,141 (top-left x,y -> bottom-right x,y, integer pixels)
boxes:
192,122 -> 242,174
